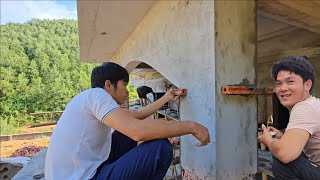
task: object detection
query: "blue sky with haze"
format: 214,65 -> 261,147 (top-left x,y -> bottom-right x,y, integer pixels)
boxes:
1,0 -> 77,25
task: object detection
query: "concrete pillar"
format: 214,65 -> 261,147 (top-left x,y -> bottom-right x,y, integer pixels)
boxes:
110,0 -> 257,179
214,1 -> 257,179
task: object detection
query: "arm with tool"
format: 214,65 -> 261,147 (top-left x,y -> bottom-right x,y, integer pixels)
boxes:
124,89 -> 186,120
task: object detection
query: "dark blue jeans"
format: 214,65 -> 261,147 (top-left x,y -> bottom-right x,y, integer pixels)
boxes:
273,153 -> 320,180
92,131 -> 173,180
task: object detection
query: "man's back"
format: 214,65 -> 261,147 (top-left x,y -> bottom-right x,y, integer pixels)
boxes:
45,88 -> 119,179
137,86 -> 153,96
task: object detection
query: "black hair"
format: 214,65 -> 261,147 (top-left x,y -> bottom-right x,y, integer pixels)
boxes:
91,62 -> 129,89
271,56 -> 315,92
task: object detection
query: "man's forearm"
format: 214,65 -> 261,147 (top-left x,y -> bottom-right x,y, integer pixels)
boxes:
104,108 -> 209,145
134,120 -> 195,141
268,139 -> 291,163
269,139 -> 281,154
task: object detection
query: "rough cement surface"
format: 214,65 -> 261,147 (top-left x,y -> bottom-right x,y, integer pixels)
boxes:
111,1 -> 216,178
13,148 -> 47,180
214,1 -> 257,179
0,157 -> 30,180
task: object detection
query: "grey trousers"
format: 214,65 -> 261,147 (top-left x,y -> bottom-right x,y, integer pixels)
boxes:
273,153 -> 320,180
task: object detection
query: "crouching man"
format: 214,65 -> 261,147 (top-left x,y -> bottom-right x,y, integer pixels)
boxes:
259,56 -> 320,180
45,62 -> 210,180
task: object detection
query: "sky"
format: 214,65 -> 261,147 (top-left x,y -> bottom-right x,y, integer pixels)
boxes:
1,0 -> 77,25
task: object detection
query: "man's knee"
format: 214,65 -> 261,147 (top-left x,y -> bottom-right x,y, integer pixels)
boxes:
154,139 -> 173,165
272,153 -> 319,179
147,139 -> 173,159
151,139 -> 172,151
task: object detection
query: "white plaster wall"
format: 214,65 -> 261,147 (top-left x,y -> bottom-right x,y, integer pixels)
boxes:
110,0 -> 216,178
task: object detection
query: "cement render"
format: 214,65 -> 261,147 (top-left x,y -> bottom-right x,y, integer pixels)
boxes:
111,1 -> 215,178
110,0 -> 258,179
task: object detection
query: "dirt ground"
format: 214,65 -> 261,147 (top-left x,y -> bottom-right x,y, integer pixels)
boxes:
0,125 -> 55,158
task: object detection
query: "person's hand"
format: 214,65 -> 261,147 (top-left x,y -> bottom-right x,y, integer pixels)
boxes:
258,124 -> 274,147
191,122 -> 210,146
164,89 -> 179,102
267,126 -> 283,139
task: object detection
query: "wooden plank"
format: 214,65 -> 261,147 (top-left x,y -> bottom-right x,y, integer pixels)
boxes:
29,111 -> 63,115
30,122 -> 57,128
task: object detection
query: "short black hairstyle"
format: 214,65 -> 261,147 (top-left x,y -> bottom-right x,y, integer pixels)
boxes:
271,56 -> 315,92
91,62 -> 129,89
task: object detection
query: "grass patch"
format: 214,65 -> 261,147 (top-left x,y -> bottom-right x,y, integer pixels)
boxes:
0,118 -> 55,136
0,120 -> 23,135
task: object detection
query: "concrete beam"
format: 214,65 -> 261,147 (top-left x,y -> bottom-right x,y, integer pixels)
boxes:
258,28 -> 320,59
258,26 -> 296,42
258,46 -> 320,65
258,0 -> 320,34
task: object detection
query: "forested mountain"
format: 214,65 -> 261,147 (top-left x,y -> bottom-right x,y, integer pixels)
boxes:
0,19 -> 97,127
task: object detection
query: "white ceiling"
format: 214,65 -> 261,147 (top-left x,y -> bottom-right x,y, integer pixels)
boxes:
77,0 -> 156,62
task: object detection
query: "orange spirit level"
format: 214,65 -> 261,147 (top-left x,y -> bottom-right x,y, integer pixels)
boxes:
172,89 -> 187,96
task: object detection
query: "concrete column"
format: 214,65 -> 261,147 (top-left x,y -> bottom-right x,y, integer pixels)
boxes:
112,1 -> 216,178
111,0 -> 257,179
214,1 -> 257,179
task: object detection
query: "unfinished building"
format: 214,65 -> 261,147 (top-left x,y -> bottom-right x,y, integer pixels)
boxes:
77,0 -> 320,179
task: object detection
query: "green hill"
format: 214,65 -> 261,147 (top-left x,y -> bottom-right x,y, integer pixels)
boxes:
0,19 -> 97,134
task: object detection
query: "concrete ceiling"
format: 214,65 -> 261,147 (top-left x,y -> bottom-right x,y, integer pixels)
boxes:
257,0 -> 320,64
77,0 -> 156,63
257,0 -> 320,34
77,0 -> 320,63
257,15 -> 296,42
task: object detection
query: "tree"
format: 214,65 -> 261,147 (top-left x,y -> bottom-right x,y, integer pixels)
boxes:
0,19 -> 98,131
